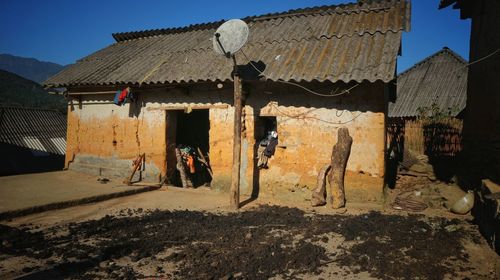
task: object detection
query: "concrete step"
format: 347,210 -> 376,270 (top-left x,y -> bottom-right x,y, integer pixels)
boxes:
0,184 -> 159,221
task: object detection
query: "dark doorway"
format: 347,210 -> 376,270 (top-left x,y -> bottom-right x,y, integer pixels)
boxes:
169,109 -> 212,188
256,116 -> 277,142
176,110 -> 210,155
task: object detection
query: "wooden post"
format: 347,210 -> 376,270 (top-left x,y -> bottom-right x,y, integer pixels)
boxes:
311,164 -> 331,206
197,147 -> 213,177
329,127 -> 353,209
124,153 -> 145,185
175,148 -> 192,188
230,64 -> 243,209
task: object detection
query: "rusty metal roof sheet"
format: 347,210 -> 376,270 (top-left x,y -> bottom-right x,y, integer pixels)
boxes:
44,0 -> 410,88
0,107 -> 67,155
388,47 -> 468,118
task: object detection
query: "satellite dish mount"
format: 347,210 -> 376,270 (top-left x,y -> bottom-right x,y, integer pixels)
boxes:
214,33 -> 231,59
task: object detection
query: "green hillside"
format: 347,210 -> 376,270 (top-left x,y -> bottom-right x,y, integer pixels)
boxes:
0,70 -> 66,112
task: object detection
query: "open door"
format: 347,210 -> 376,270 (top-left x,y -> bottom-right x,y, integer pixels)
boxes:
166,109 -> 212,187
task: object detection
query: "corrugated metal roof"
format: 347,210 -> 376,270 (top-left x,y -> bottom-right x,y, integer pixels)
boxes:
439,0 -> 457,8
0,107 -> 67,155
438,0 -> 474,19
388,47 -> 468,118
44,0 -> 410,88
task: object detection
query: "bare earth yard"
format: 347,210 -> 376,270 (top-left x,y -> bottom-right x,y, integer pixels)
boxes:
0,186 -> 498,280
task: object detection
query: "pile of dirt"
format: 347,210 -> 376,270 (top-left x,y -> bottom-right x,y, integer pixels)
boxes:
0,206 -> 485,279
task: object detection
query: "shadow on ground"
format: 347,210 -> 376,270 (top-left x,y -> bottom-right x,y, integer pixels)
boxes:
0,206 -> 485,279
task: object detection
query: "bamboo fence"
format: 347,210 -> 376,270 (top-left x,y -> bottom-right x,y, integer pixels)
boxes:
388,118 -> 463,157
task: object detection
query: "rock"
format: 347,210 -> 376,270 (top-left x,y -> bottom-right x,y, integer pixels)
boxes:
2,240 -> 12,248
409,162 -> 434,174
245,232 -> 252,240
416,154 -> 429,162
220,273 -> 233,280
445,224 -> 461,232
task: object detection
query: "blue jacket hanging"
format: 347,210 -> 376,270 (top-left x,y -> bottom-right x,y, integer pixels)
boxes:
113,87 -> 131,106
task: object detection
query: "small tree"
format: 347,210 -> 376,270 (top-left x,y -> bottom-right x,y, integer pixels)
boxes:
416,103 -> 458,121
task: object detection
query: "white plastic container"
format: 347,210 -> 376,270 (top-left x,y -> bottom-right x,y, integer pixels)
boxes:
450,191 -> 475,215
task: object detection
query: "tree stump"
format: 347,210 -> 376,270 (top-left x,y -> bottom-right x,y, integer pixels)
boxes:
311,164 -> 331,206
328,127 -> 353,209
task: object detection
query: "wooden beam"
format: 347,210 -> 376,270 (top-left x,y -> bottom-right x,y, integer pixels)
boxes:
67,90 -> 117,96
230,69 -> 243,209
68,101 -> 115,105
146,104 -> 228,111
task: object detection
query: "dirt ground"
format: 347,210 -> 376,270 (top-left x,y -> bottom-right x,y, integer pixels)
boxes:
1,183 -> 499,280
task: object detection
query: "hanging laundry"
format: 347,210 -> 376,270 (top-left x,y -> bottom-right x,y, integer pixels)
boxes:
113,90 -> 121,105
179,145 -> 197,174
125,90 -> 136,104
113,87 -> 133,106
258,131 -> 278,169
264,131 -> 278,157
187,155 -> 195,174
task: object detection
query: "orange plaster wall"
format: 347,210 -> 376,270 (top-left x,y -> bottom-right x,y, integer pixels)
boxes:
65,97 -> 166,179
209,107 -> 235,190
207,82 -> 387,202
66,82 -> 386,202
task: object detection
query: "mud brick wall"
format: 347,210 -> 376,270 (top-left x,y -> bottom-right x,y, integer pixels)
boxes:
66,81 -> 387,202
65,94 -> 167,182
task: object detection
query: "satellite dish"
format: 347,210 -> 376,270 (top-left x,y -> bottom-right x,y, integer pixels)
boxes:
213,19 -> 249,58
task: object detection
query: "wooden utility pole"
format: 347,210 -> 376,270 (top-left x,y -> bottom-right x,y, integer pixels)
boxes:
230,61 -> 243,209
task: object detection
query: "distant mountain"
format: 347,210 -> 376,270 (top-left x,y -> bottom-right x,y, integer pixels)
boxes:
0,54 -> 65,84
0,70 -> 66,112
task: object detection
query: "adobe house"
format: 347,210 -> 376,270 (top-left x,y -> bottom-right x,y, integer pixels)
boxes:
386,47 -> 467,183
44,0 -> 410,202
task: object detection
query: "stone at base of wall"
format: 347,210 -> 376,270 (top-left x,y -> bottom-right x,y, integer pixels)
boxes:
69,154 -> 160,183
473,179 -> 500,254
210,170 -> 383,203
211,175 -> 232,193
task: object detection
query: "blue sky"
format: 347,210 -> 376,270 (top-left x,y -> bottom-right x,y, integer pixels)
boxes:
0,0 -> 470,73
